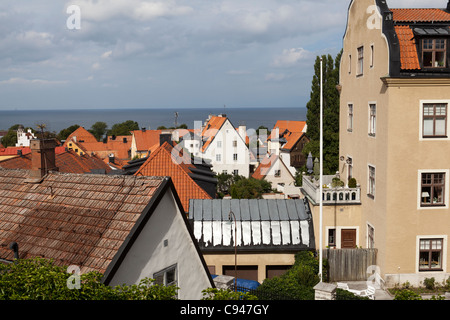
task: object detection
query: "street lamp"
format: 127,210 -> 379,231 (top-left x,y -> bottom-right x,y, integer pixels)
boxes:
228,211 -> 237,291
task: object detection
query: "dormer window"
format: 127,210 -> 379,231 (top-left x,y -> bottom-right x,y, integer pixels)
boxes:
422,38 -> 447,68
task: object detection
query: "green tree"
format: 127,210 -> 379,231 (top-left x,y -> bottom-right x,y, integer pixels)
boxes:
0,257 -> 178,300
108,120 -> 139,136
57,124 -> 80,141
305,50 -> 342,175
1,124 -> 20,147
89,122 -> 108,141
230,177 -> 272,199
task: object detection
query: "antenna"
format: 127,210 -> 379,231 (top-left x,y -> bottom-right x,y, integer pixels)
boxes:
36,123 -> 47,140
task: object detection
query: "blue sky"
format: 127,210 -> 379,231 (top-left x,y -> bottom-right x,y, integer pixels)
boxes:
0,0 -> 445,110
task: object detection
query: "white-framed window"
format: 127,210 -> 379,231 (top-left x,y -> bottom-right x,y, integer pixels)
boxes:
233,153 -> 238,161
416,236 -> 447,272
419,100 -> 450,141
369,103 -> 376,137
233,169 -> 239,176
347,104 -> 353,132
418,169 -> 449,209
274,170 -> 281,177
347,156 -> 353,182
232,140 -> 237,147
154,264 -> 177,287
368,165 -> 375,198
216,154 -> 221,162
357,46 -> 364,75
217,141 -> 222,148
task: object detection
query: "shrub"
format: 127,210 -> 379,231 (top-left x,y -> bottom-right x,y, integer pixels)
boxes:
424,277 -> 436,290
0,257 -> 178,300
348,178 -> 357,188
201,288 -> 257,300
394,289 -> 423,300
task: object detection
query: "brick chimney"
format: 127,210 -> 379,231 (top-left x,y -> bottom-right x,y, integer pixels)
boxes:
29,139 -> 59,181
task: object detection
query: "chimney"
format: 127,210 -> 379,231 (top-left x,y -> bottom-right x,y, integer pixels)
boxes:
160,131 -> 172,146
29,139 -> 58,181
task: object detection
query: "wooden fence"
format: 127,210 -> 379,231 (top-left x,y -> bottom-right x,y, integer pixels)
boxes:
323,248 -> 377,282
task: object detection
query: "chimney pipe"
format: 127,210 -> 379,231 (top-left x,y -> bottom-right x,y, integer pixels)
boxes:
29,139 -> 59,181
9,242 -> 19,261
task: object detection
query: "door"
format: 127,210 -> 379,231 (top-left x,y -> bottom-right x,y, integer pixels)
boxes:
341,229 -> 357,248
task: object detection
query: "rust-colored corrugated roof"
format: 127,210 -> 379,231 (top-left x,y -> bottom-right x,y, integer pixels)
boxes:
135,142 -> 212,213
0,169 -> 166,273
395,25 -> 421,70
201,116 -> 227,152
391,8 -> 450,22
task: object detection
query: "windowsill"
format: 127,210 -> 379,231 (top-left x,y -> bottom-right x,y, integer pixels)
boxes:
367,193 -> 375,200
347,129 -> 353,133
368,133 -> 376,137
420,204 -> 446,208
419,269 -> 443,272
422,136 -> 448,139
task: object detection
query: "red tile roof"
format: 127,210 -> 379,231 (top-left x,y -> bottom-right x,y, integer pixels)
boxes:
392,8 -> 450,71
63,127 -> 98,146
252,154 -> 278,180
395,25 -> 421,70
0,146 -> 65,157
135,142 -> 212,212
201,116 -> 227,152
0,150 -> 112,174
391,8 -> 450,22
131,130 -> 162,154
268,120 -> 306,140
0,169 -> 166,273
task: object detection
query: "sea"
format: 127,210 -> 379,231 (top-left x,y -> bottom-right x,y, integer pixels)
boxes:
0,107 -> 307,133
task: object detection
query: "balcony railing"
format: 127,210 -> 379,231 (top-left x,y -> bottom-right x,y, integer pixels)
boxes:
301,175 -> 361,205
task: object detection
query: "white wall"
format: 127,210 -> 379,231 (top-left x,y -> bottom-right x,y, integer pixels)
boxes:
108,190 -> 213,300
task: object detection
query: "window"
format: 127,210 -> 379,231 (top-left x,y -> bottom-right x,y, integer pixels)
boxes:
347,156 -> 353,182
422,39 -> 446,68
369,104 -> 376,136
274,170 -> 281,177
368,224 -> 375,249
357,46 -> 364,75
368,165 -> 375,198
233,153 -> 238,161
423,103 -> 447,138
419,239 -> 443,271
217,141 -> 222,148
348,54 -> 352,74
154,264 -> 177,287
222,170 -> 227,174
233,169 -> 239,176
216,154 -> 221,162
421,173 -> 445,206
347,104 -> 353,132
370,44 -> 374,68
233,140 -> 237,147
328,229 -> 336,247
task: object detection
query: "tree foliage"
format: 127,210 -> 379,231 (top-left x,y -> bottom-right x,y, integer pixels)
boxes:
253,251 -> 323,300
0,258 -> 178,300
57,124 -> 81,142
305,51 -> 342,175
229,176 -> 272,199
107,120 -> 139,136
89,121 -> 108,141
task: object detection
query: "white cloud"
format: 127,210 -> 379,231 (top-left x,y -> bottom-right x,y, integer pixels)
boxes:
272,48 -> 311,68
264,73 -> 289,82
0,77 -> 67,85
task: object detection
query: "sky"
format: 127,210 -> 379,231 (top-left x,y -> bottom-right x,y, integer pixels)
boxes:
0,0 -> 446,111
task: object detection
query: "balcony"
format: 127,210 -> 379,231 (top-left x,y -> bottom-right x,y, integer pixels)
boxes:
301,174 -> 361,205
